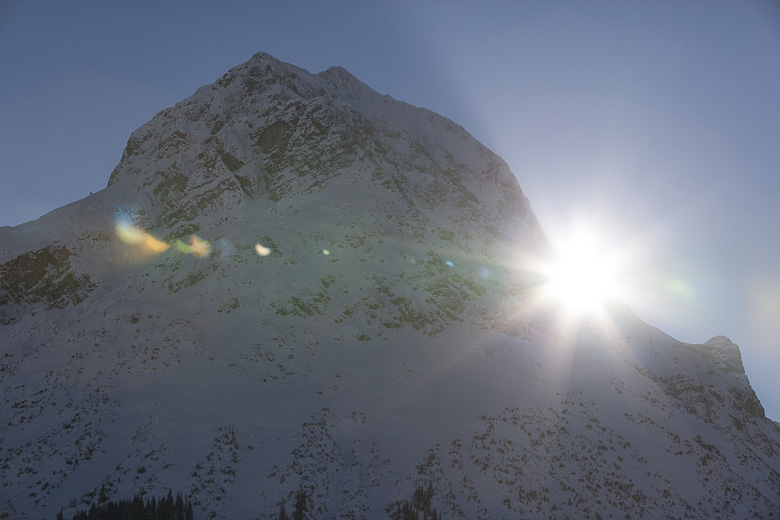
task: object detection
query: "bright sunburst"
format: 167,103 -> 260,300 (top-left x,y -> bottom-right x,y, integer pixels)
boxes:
543,228 -> 623,316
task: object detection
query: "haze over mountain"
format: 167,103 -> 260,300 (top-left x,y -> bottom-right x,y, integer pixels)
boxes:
1,52 -> 778,519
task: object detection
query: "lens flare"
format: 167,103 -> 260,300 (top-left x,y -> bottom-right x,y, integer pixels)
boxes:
213,238 -> 236,258
255,243 -> 272,256
172,235 -> 211,257
114,211 -> 170,253
663,278 -> 695,301
142,234 -> 171,252
115,220 -> 146,246
174,239 -> 192,254
189,235 -> 211,258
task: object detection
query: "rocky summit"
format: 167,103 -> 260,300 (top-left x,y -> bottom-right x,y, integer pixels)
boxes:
1,52 -> 778,519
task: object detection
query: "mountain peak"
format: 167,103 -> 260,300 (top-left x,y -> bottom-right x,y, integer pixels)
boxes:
696,335 -> 746,374
317,64 -> 372,95
248,50 -> 281,64
105,51 -> 543,249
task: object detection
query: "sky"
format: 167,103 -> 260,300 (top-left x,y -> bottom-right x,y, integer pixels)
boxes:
1,1 -> 779,420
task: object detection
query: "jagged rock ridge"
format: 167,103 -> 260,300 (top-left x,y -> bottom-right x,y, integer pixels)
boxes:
106,52 -> 541,248
1,52 -> 779,519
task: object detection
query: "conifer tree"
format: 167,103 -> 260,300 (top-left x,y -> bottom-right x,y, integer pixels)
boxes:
174,492 -> 184,520
292,490 -> 307,520
277,500 -> 289,520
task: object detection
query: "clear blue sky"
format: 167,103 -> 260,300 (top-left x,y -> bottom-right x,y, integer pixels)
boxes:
1,1 -> 779,420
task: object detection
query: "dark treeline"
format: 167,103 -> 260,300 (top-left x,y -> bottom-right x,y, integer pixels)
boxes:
57,485 -> 443,519
390,484 -> 443,520
58,489 -> 194,520
275,486 -> 443,520
277,490 -> 307,520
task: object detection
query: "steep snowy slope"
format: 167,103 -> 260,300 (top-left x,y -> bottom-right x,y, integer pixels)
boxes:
1,52 -> 779,519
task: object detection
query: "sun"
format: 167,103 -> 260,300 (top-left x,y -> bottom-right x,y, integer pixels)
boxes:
543,230 -> 623,315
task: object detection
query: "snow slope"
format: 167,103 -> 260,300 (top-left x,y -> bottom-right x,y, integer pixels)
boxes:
1,52 -> 778,519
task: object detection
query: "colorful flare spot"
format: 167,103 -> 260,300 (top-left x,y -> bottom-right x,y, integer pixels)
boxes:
189,235 -> 211,258
115,211 -> 170,253
445,261 -> 454,267
255,243 -> 272,256
115,220 -> 147,246
322,249 -> 330,256
174,240 -> 192,254
143,235 -> 170,252
663,278 -> 695,301
213,238 -> 236,258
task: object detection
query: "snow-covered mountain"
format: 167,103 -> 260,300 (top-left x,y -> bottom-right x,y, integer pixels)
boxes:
1,52 -> 778,519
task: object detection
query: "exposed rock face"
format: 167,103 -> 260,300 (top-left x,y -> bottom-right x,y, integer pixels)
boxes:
692,335 -> 747,375
1,52 -> 778,519
0,245 -> 95,322
107,52 -> 543,249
